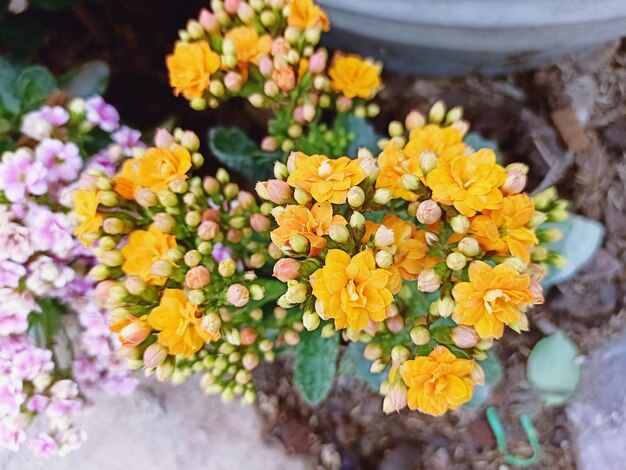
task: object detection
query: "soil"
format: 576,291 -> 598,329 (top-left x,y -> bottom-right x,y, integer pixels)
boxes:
10,2 -> 626,469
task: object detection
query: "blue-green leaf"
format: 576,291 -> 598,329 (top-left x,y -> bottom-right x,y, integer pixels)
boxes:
0,57 -> 21,116
294,329 -> 339,405
16,65 -> 56,111
59,61 -> 110,98
541,215 -> 604,288
527,331 -> 580,406
344,114 -> 380,156
338,342 -> 386,392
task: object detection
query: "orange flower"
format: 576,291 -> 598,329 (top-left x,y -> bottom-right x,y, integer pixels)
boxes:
469,194 -> 538,263
426,149 -> 506,217
137,146 -> 192,194
112,158 -> 140,200
74,190 -> 102,245
329,55 -> 381,99
287,0 -> 330,31
286,152 -> 365,203
452,260 -> 535,339
121,226 -> 177,285
376,143 -> 421,202
148,289 -> 218,357
270,201 -> 347,256
225,26 -> 271,65
404,124 -> 465,163
310,249 -> 392,331
109,315 -> 151,346
363,215 -> 437,293
167,41 -> 220,100
400,346 -> 475,416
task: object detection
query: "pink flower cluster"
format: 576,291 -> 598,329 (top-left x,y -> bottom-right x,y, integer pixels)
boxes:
0,97 -> 139,456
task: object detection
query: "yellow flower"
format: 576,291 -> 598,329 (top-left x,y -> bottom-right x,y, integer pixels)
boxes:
270,201 -> 347,257
121,226 -> 177,285
404,124 -> 465,163
112,158 -> 140,200
287,0 -> 330,31
166,41 -> 220,100
400,346 -> 475,416
74,190 -> 102,245
286,152 -> 365,203
363,215 -> 437,293
452,260 -> 534,339
225,26 -> 272,66
148,289 -> 218,357
137,146 -> 192,194
310,249 -> 393,331
329,54 -> 381,99
469,194 -> 538,263
376,143 -> 421,202
426,149 -> 506,217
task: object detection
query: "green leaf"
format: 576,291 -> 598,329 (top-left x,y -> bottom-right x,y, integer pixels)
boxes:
208,127 -> 281,182
541,215 -> 604,288
28,298 -> 65,348
344,114 -> 379,156
464,350 -> 503,408
294,329 -> 339,405
405,290 -> 438,320
338,342 -> 386,392
464,132 -> 503,163
0,57 -> 21,116
59,61 -> 110,98
527,331 -> 580,406
16,65 -> 57,112
246,278 -> 287,310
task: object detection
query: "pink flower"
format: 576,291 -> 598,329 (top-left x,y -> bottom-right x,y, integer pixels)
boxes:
273,258 -> 300,282
0,261 -> 26,288
35,139 -> 83,183
0,149 -> 48,202
0,220 -> 33,263
30,433 -> 59,458
250,214 -> 270,233
0,375 -> 24,416
112,126 -> 143,155
85,96 -> 119,132
20,106 -> 69,141
0,289 -> 37,335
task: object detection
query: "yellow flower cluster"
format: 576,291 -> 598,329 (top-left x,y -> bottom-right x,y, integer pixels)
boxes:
167,0 -> 382,153
257,102 -> 557,416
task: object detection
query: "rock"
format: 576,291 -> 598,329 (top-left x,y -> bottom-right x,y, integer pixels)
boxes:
567,332 -> 626,469
0,379 -> 311,470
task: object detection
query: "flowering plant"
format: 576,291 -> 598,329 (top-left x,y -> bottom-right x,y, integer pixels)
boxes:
167,0 -> 382,179
0,94 -> 139,456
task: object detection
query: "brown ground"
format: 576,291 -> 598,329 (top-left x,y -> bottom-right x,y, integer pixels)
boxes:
18,3 -> 626,468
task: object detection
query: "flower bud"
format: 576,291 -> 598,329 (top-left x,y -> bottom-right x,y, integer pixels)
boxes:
417,269 -> 442,293
186,266 -> 211,289
308,50 -> 327,74
349,211 -> 365,229
200,312 -> 221,336
259,55 -> 273,77
329,224 -> 350,243
374,225 -> 395,248
533,187 -> 557,210
242,352 -> 260,371
385,379 -> 408,414
347,186 -> 365,208
405,109 -> 425,131
152,260 -> 173,278
419,151 -> 437,175
226,284 -> 250,307
391,345 -> 410,365
416,200 -> 442,225
471,364 -> 486,385
529,279 -> 544,304
438,295 -> 455,318
156,359 -> 175,382
120,321 -> 151,346
294,187 -> 312,205
388,120 -> 404,137
375,250 -> 394,269
265,179 -> 293,204
180,131 -> 200,152
386,315 -> 404,333
363,343 -> 382,361
429,100 -> 446,124
158,190 -> 178,207
501,163 -> 528,195
302,311 -> 320,331
289,233 -> 309,253
451,325 -> 478,348
237,2 -> 255,23
445,106 -> 463,124
336,95 -> 353,112
450,214 -> 470,234
199,8 -> 219,32
446,252 -> 467,271
370,359 -> 387,373
273,67 -> 296,92
273,258 -> 300,282
224,0 -> 240,14
401,173 -> 420,191
143,343 -> 168,369
537,228 -> 563,243
103,217 -> 124,235
373,188 -> 392,205
224,71 -> 243,92
248,93 -> 264,107
425,232 -> 439,247
135,188 -> 158,207
218,259 -> 237,277
285,282 -> 308,304
410,326 -> 430,345
198,220 -> 220,240
458,237 -> 480,257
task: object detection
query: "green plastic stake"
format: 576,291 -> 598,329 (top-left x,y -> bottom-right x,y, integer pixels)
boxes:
486,407 -> 541,468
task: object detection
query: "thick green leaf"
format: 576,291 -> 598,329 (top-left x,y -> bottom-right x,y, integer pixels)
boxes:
405,290 -> 438,320
59,61 -> 110,98
527,331 -> 580,406
541,215 -> 604,288
294,329 -> 339,405
16,65 -> 56,111
0,57 -> 20,116
465,350 -> 503,408
208,127 -> 281,182
344,114 -> 379,156
245,278 -> 287,310
338,342 -> 386,392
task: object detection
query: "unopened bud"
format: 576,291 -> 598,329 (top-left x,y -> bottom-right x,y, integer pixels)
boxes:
347,186 -> 365,208
329,224 -> 350,243
350,211 -> 365,229
375,250 -> 394,268
416,200 -> 442,225
446,252 -> 467,271
401,173 -> 420,191
458,237 -> 480,257
374,225 -> 395,247
410,326 -> 430,345
152,260 -> 173,278
218,259 -> 237,277
417,269 -> 442,293
450,214 -> 470,234
451,326 -> 478,348
143,343 -> 168,368
302,311 -> 320,331
363,343 -> 382,361
226,283 -> 249,307
429,100 -> 446,124
419,151 -> 437,175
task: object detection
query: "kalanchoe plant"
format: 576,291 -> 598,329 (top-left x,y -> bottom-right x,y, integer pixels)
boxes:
75,128 -> 305,404
257,103 -> 569,415
167,0 -> 382,178
0,95 -> 139,456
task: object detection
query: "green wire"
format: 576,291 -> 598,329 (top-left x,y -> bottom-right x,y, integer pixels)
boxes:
486,407 -> 541,468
